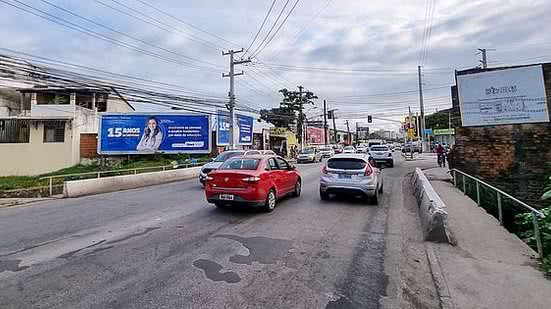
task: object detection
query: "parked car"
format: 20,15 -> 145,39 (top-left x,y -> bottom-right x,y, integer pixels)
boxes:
297,147 -> 323,163
318,145 -> 335,158
356,146 -> 367,153
205,156 -> 301,212
319,154 -> 383,204
343,146 -> 356,153
259,150 -> 276,155
369,145 -> 394,167
199,150 -> 260,186
333,145 -> 343,154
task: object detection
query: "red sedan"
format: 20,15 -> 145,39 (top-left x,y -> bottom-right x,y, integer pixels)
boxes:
205,155 -> 301,212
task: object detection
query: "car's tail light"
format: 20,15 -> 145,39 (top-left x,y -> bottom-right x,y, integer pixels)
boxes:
242,176 -> 261,182
206,176 -> 214,181
365,165 -> 373,176
322,165 -> 328,174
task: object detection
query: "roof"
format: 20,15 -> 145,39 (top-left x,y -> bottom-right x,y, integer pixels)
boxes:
330,153 -> 369,160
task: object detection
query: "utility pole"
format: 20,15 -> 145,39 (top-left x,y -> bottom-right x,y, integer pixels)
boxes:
478,48 -> 488,69
297,85 -> 304,150
346,120 -> 351,145
323,99 -> 328,145
222,48 -> 250,149
409,106 -> 414,159
355,121 -> 359,146
332,110 -> 337,144
418,65 -> 426,153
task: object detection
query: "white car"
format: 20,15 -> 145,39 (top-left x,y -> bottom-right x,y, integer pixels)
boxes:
318,145 -> 335,158
356,146 -> 367,153
343,146 -> 356,153
369,145 -> 394,167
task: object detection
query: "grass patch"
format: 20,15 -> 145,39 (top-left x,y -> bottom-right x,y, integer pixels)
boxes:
0,154 -> 209,192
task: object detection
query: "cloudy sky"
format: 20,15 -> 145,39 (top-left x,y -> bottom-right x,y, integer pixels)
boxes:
1,0 -> 551,131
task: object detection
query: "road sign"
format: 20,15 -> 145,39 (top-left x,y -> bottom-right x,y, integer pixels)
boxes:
407,128 -> 415,139
424,128 -> 433,135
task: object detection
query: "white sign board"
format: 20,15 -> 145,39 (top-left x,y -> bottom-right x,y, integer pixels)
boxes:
457,65 -> 550,126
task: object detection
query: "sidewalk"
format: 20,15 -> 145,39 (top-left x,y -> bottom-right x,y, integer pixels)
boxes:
424,167 -> 551,309
0,197 -> 56,209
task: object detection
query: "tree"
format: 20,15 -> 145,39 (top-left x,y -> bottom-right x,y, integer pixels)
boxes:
260,88 -> 318,144
425,111 -> 452,130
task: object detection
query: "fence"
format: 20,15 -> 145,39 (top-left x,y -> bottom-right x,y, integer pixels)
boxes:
452,169 -> 545,258
40,162 -> 205,197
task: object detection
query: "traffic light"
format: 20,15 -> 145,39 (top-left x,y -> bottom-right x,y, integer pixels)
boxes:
328,110 -> 334,119
367,115 -> 372,123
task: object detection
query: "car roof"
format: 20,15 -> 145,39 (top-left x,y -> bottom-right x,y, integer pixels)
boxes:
329,153 -> 369,160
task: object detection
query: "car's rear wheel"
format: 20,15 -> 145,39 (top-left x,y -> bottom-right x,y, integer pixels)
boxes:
369,189 -> 379,205
264,189 -> 276,212
320,189 -> 330,201
293,180 -> 301,197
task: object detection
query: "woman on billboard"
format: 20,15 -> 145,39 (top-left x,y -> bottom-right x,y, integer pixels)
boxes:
137,116 -> 163,152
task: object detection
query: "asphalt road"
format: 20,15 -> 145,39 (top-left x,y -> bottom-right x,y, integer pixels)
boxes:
0,153 -> 411,309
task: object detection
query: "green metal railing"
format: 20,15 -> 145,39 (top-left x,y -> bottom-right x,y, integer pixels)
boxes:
452,169 -> 545,258
39,162 -> 204,197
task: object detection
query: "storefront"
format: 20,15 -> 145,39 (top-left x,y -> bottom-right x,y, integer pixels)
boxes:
269,128 -> 297,158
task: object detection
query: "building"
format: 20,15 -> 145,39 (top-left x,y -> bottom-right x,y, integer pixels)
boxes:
0,86 -> 134,176
450,62 -> 551,207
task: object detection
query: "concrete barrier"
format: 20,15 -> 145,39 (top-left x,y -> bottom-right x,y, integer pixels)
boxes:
413,168 -> 452,243
64,166 -> 202,198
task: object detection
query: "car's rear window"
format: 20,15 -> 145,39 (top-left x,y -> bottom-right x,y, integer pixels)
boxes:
327,158 -> 367,170
371,146 -> 388,151
219,159 -> 260,170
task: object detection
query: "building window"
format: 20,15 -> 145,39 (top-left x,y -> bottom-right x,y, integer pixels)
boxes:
96,93 -> 108,112
76,93 -> 94,110
43,123 -> 65,143
37,92 -> 70,105
0,119 -> 30,143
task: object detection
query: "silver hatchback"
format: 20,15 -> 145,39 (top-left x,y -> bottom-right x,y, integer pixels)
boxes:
319,154 -> 383,204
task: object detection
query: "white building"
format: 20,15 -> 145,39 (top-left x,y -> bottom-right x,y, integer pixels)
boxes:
0,87 -> 134,176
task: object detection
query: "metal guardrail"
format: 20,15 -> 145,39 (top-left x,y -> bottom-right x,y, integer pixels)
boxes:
452,169 -> 545,258
40,162 -> 205,197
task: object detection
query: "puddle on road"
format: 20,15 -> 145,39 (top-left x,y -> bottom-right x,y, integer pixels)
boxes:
216,234 -> 293,265
192,259 -> 241,283
0,259 -> 29,273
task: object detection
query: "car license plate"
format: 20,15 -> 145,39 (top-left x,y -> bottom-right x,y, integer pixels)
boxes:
219,194 -> 234,201
339,174 -> 352,179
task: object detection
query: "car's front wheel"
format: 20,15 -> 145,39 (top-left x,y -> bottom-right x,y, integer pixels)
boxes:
264,189 -> 276,212
293,180 -> 301,197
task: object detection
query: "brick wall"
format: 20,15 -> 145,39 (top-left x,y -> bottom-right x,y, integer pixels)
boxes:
80,133 -> 98,159
450,64 -> 551,207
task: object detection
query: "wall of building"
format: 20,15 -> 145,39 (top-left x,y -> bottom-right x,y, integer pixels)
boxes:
450,64 -> 551,206
0,121 -> 73,176
80,133 -> 98,158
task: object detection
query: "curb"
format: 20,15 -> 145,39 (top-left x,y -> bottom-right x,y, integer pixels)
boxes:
0,197 -> 59,209
425,243 -> 455,309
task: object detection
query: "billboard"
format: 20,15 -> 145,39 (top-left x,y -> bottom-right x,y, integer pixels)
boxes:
216,111 -> 254,146
98,113 -> 211,154
457,65 -> 550,126
307,127 -> 324,144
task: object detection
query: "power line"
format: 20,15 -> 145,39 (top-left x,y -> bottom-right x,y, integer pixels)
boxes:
251,0 -> 302,58
38,0 -> 221,68
1,0 -> 220,72
133,0 -> 240,49
0,48 -> 227,99
244,0 -> 278,55
93,0 -> 223,51
268,0 -> 334,59
249,0 -> 291,57
327,85 -> 450,98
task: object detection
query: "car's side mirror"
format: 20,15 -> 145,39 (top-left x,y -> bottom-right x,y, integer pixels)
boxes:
289,165 -> 296,170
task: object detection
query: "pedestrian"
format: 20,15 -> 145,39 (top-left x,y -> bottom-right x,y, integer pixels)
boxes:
435,143 -> 445,168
